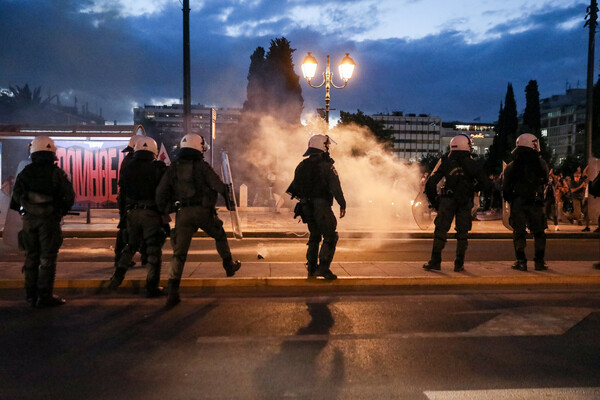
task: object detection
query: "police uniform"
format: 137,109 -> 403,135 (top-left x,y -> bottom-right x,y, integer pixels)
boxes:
503,144 -> 549,271
287,145 -> 346,280
424,148 -> 490,272
114,148 -> 134,267
10,138 -> 75,307
109,141 -> 168,297
156,134 -> 241,308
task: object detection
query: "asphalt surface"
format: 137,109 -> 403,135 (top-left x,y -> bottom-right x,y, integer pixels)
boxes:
1,291 -> 599,400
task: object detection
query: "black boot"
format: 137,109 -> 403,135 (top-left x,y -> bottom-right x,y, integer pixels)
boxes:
315,262 -> 337,280
306,261 -> 318,278
511,260 -> 527,271
223,258 -> 242,277
534,260 -> 548,271
454,256 -> 465,272
36,264 -> 65,308
145,285 -> 166,298
108,267 -> 127,290
25,286 -> 38,308
36,295 -> 66,308
423,251 -> 442,271
165,279 -> 181,309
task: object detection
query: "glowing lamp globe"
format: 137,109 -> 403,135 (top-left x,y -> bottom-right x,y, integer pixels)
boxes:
338,53 -> 355,81
301,52 -> 318,80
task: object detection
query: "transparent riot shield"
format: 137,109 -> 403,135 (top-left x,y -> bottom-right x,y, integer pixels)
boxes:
221,152 -> 243,240
2,208 -> 22,250
502,161 -> 512,230
412,190 -> 435,230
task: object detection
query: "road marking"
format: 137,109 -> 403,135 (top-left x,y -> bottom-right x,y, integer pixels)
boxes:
424,387 -> 600,399
195,307 -> 595,344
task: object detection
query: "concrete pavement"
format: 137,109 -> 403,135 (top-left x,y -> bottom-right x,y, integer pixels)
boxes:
1,207 -> 599,293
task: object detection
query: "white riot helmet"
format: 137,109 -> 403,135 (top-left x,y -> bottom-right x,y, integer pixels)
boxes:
123,135 -> 142,153
303,134 -> 337,156
449,134 -> 472,152
30,136 -> 57,154
515,133 -> 540,152
134,136 -> 158,156
180,133 -> 209,153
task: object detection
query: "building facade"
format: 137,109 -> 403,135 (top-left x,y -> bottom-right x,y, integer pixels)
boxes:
133,104 -> 241,142
371,111 -> 441,161
440,122 -> 495,157
540,88 -> 586,163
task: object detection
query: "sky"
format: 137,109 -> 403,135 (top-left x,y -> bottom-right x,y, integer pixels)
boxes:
0,0 -> 594,124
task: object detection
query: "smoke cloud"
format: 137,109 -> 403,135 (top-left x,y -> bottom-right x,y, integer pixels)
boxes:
229,114 -> 422,234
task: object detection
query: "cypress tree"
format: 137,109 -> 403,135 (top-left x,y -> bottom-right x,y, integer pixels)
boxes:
503,83 -> 519,150
522,80 -> 541,135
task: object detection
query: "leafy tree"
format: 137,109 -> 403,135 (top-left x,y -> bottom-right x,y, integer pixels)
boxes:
418,153 -> 441,173
338,109 -> 394,147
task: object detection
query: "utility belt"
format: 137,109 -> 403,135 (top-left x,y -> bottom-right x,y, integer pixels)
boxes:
174,199 -> 204,209
126,200 -> 159,212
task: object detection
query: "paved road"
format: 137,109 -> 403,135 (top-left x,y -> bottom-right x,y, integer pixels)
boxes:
1,291 -> 599,399
1,237 -> 598,263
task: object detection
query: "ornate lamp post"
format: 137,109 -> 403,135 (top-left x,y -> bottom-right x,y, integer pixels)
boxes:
301,52 -> 356,124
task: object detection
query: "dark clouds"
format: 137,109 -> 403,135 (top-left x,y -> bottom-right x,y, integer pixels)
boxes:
0,0 -> 594,124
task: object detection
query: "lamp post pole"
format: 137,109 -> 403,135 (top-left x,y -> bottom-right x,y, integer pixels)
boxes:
585,0 -> 598,163
302,53 -> 355,126
182,0 -> 191,138
324,55 -> 331,124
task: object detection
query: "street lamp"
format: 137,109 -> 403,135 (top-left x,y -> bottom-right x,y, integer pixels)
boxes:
301,52 -> 356,124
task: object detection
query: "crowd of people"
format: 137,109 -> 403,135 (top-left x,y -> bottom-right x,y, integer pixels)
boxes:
456,163 -> 597,232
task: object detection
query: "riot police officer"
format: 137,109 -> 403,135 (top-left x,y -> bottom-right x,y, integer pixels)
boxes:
113,135 -> 146,270
10,136 -> 75,307
423,134 -> 491,272
503,133 -> 549,271
108,137 -> 168,297
287,134 -> 346,280
156,133 -> 241,308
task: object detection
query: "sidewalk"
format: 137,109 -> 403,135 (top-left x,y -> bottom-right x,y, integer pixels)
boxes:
1,207 -> 597,239
1,208 -> 599,294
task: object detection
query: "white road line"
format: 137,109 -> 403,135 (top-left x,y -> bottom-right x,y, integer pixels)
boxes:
424,387 -> 600,399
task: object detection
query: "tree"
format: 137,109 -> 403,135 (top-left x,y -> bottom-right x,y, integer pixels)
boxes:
242,37 -> 303,125
522,80 -> 541,134
503,83 -> 519,147
338,109 -> 394,146
486,83 -> 519,174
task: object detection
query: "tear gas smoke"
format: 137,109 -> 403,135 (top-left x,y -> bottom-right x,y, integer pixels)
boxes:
225,114 -> 423,235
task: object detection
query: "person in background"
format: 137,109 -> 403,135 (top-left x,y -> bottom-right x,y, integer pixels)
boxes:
544,169 -> 559,231
570,168 -> 589,230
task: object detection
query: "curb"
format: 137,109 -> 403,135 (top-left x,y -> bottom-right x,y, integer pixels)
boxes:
2,230 -> 597,240
2,276 -> 600,293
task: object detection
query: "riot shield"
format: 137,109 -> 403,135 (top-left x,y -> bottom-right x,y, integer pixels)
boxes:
2,208 -> 22,250
502,161 -> 512,230
412,190 -> 435,230
221,152 -> 243,240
